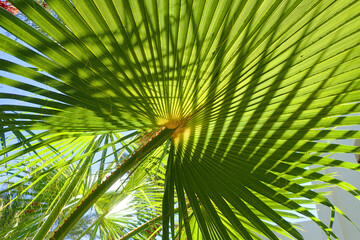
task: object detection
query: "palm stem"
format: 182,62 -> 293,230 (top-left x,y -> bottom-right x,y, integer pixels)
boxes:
50,127 -> 175,240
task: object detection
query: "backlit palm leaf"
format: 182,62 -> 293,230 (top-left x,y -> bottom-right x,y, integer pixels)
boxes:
1,0 -> 360,239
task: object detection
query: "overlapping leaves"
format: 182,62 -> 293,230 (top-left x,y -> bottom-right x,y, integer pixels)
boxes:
1,0 -> 360,239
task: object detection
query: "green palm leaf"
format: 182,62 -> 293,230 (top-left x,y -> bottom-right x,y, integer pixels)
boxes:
1,0 -> 360,239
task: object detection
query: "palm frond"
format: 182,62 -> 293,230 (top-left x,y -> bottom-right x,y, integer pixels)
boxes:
1,0 -> 360,239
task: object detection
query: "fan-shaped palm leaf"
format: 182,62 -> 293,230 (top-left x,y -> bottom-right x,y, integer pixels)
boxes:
1,0 -> 360,239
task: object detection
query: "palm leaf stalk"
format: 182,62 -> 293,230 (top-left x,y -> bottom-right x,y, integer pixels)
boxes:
48,127 -> 175,240
1,0 -> 360,239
